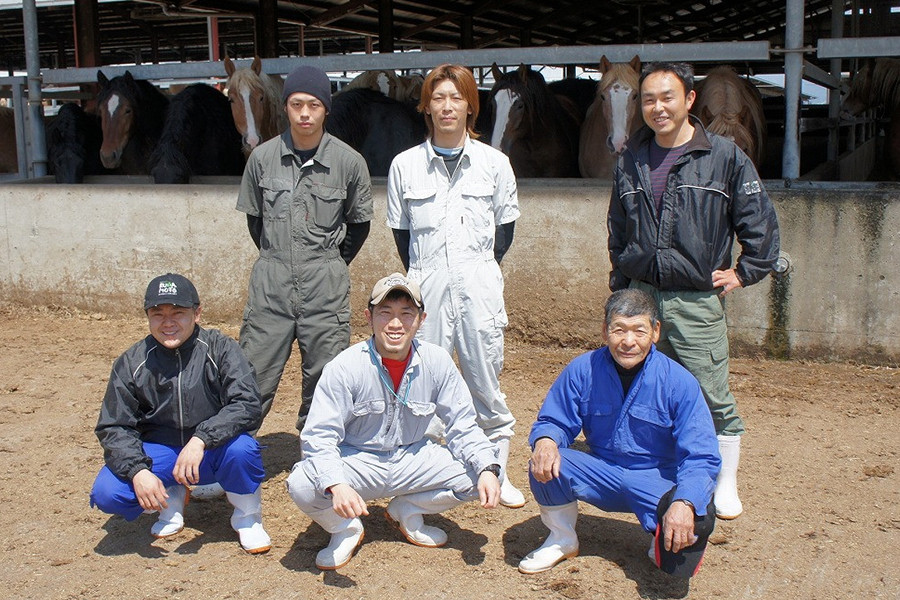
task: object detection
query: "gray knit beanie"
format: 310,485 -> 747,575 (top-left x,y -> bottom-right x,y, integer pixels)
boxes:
282,65 -> 332,112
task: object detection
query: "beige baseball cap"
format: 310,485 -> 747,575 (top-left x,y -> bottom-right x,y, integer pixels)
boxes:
369,272 -> 423,308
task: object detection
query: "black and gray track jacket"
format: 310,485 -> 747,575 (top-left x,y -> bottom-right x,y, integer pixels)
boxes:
95,326 -> 262,481
608,116 -> 780,292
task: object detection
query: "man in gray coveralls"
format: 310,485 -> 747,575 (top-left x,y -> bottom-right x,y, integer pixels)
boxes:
236,64 -> 373,434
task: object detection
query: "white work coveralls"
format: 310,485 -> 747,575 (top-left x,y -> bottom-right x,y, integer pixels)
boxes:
386,136 -> 520,440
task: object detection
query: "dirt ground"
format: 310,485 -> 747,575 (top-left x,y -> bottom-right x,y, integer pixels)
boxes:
0,303 -> 897,600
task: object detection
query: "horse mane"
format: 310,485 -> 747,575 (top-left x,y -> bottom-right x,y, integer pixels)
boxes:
491,66 -> 564,132
870,58 -> 900,111
226,66 -> 284,136
694,66 -> 766,164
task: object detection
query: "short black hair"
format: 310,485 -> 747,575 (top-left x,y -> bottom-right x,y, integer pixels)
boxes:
368,288 -> 425,312
639,62 -> 695,95
604,289 -> 659,328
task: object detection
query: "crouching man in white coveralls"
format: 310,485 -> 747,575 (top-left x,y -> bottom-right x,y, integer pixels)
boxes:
286,273 -> 502,570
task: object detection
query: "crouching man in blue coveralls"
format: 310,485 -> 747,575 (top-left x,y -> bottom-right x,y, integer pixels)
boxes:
286,273 -> 502,570
519,289 -> 720,577
89,273 -> 271,554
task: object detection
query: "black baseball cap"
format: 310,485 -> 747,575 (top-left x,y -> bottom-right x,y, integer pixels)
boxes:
651,490 -> 715,578
143,273 -> 200,310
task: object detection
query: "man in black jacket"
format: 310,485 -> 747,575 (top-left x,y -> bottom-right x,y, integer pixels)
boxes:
607,62 -> 780,520
89,273 -> 271,553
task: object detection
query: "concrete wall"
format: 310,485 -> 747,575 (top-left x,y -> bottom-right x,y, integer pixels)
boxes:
1,179 -> 898,364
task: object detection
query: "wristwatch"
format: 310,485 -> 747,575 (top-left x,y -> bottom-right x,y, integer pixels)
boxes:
481,464 -> 501,478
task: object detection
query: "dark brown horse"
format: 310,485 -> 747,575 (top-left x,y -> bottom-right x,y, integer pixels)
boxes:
46,103 -> 109,183
148,83 -> 245,184
488,64 -> 581,178
97,70 -> 169,174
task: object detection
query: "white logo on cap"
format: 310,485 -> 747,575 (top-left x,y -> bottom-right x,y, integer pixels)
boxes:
158,281 -> 178,296
384,276 -> 407,286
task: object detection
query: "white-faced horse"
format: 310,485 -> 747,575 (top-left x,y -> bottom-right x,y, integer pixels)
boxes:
224,56 -> 286,156
489,64 -> 581,178
578,55 -> 642,178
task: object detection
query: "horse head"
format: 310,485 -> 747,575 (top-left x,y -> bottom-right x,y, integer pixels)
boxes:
97,70 -> 139,169
841,60 -> 874,119
225,56 -> 285,155
596,55 -> 642,154
489,63 -> 550,151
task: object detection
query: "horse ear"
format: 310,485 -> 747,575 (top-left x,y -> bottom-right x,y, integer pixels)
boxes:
224,56 -> 235,77
600,55 -> 611,74
97,70 -> 108,86
251,56 -> 262,75
629,55 -> 642,72
124,71 -> 134,83
491,63 -> 503,82
517,64 -> 528,83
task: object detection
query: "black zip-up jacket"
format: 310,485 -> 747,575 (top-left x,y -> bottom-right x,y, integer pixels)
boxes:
608,116 -> 780,292
95,326 -> 262,481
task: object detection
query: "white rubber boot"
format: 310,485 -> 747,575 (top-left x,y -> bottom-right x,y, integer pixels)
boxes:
385,489 -> 463,548
714,434 -> 743,519
191,482 -> 225,501
518,502 -> 580,574
226,489 -> 272,554
150,485 -> 189,538
497,437 -> 526,508
307,508 -> 365,570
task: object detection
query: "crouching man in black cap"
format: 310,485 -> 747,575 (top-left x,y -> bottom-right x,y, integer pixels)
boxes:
519,289 -> 720,577
89,273 -> 271,554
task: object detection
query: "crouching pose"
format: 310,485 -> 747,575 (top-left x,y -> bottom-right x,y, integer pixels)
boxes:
90,273 -> 271,554
286,273 -> 502,570
520,289 -> 720,577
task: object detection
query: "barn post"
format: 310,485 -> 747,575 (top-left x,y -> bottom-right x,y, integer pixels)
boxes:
73,0 -> 100,69
22,0 -> 47,178
379,0 -> 394,53
827,0 -> 845,170
256,0 -> 278,58
782,0 -> 805,179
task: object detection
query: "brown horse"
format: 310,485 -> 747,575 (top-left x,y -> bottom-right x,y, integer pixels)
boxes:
489,64 -> 581,178
692,66 -> 767,168
224,56 -> 286,156
97,70 -> 170,174
579,55 -> 642,179
841,58 -> 900,118
841,58 -> 900,179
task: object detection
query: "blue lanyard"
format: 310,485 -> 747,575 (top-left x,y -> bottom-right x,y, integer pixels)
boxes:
366,338 -> 412,406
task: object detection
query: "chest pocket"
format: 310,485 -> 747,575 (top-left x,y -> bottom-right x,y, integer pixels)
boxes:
310,183 -> 347,230
259,177 -> 293,221
627,403 -> 673,450
460,183 -> 496,230
404,400 -> 436,418
351,398 -> 386,417
404,187 -> 439,231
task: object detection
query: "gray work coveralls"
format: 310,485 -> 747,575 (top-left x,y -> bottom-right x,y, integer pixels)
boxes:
236,130 -> 373,431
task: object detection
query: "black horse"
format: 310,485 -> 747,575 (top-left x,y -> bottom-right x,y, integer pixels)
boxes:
96,70 -> 169,175
149,83 -> 245,184
46,103 -> 110,183
327,88 -> 426,177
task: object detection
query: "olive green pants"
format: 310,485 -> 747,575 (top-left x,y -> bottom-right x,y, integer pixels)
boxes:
631,281 -> 745,436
